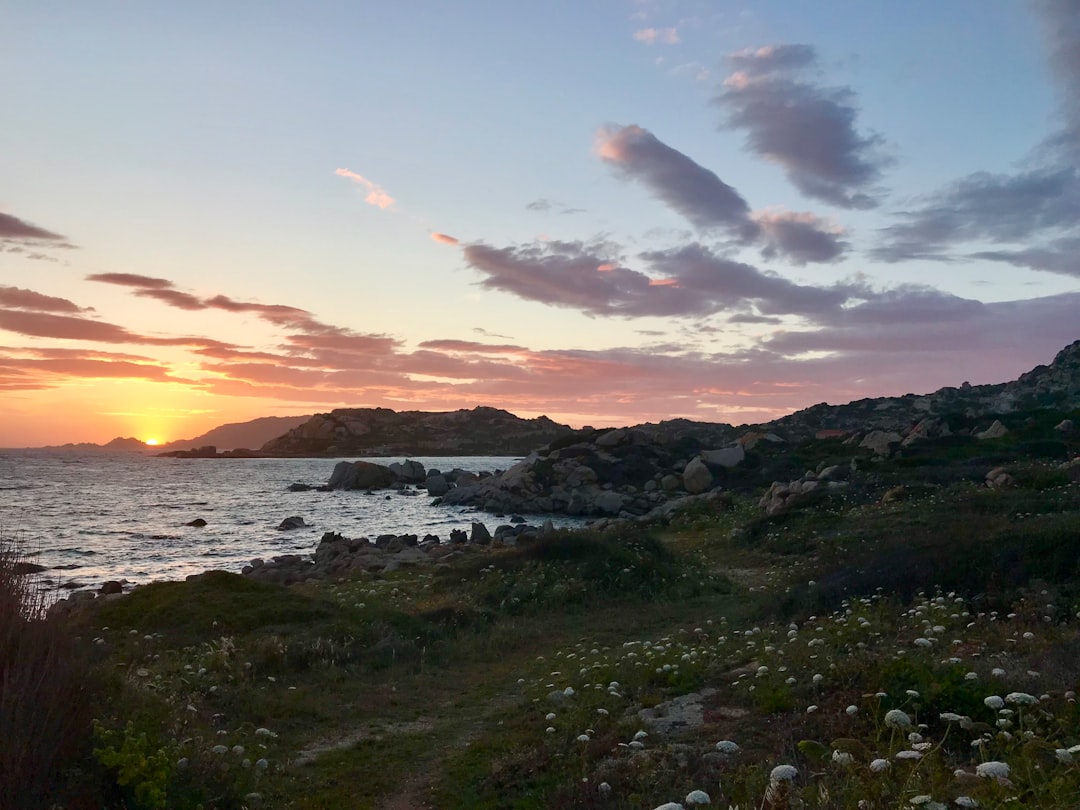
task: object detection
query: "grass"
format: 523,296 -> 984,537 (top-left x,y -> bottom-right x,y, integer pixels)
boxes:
27,427 -> 1080,808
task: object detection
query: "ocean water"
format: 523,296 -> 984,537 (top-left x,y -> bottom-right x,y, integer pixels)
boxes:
0,452 -> 583,592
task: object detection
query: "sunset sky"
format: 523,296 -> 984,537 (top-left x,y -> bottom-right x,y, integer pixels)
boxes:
2,1 -> 1079,446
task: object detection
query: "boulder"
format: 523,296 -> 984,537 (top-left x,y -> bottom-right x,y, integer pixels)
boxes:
327,460 -> 398,490
682,457 -> 713,494
186,518 -> 208,527
425,474 -> 450,497
660,474 -> 681,492
1054,419 -> 1074,433
449,528 -> 468,544
470,522 -> 492,545
976,420 -> 1009,440
388,459 -> 426,484
277,516 -> 307,531
594,491 -> 626,515
701,445 -> 745,468
859,431 -> 902,455
12,561 -> 46,575
99,580 -> 124,595
287,483 -> 313,492
595,428 -> 627,448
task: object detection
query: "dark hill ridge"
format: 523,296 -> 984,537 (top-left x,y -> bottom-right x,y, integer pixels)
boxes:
160,415 -> 312,452
259,406 -> 574,456
437,338 -> 1080,518
766,338 -> 1080,442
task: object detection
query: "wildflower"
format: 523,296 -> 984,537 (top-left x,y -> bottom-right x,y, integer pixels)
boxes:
954,798 -> 978,808
869,758 -> 889,772
545,712 -> 556,721
576,734 -> 590,743
885,709 -> 913,728
255,758 -> 269,770
914,638 -> 933,648
633,730 -> 648,741
1055,748 -> 1073,764
545,726 -> 556,734
983,695 -> 1005,710
846,704 -> 858,715
1005,692 -> 1037,705
806,704 -> 819,713
685,789 -> 711,805
895,750 -> 923,760
975,761 -> 1010,778
832,749 -> 854,766
991,668 -> 1006,677
940,712 -> 964,723
598,782 -> 612,797
715,740 -> 740,754
770,764 -> 798,784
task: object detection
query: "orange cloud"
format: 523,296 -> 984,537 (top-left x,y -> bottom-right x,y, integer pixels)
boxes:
648,278 -> 680,287
431,232 -> 459,245
334,168 -> 395,209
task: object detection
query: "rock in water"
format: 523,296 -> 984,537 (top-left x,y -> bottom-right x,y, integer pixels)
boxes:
327,460 -> 398,490
278,516 -> 307,531
425,474 -> 450,496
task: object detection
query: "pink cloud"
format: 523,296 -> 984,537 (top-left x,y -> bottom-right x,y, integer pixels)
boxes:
335,168 -> 395,209
0,286 -> 87,314
431,232 -> 460,245
633,27 -> 679,45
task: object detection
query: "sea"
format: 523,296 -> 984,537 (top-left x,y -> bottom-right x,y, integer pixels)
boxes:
0,451 -> 584,593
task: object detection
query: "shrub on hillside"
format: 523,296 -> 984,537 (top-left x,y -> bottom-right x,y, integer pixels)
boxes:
0,537 -> 96,809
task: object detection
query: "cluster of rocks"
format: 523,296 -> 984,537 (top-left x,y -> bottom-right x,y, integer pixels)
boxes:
242,520 -> 554,585
437,426 -> 768,518
291,458 -> 497,496
47,580 -> 127,618
757,463 -> 852,515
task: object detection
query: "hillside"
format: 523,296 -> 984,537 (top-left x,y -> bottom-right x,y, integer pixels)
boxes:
260,405 -> 574,456
161,415 -> 313,451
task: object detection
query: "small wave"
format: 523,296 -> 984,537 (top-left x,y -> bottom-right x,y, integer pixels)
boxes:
56,548 -> 97,555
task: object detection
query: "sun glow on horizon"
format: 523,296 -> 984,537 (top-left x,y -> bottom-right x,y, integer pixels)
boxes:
144,438 -> 160,446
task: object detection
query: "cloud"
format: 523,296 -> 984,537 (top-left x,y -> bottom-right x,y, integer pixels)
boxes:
0,309 -> 152,343
633,27 -> 679,45
873,3 -> 1080,267
715,44 -> 890,208
595,125 -> 849,263
335,168 -> 395,209
752,208 -> 848,264
597,124 -> 758,239
972,235 -> 1080,277
430,232 -> 460,246
0,212 -> 67,241
0,286 -> 88,314
873,166 -> 1080,262
86,273 -> 175,289
463,239 -> 856,318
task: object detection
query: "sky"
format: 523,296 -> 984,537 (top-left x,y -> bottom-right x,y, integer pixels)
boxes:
2,1 -> 1079,446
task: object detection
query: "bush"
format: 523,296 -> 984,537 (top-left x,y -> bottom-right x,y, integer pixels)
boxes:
0,536 -> 96,809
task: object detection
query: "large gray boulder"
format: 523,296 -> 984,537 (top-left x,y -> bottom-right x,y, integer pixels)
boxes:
327,460 -> 398,490
425,474 -> 450,497
701,445 -> 745,468
470,522 -> 492,545
976,420 -> 1009,440
389,459 -> 426,483
594,490 -> 626,515
683,457 -> 713,494
859,431 -> 902,455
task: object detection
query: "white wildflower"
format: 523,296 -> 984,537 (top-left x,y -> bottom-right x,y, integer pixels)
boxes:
975,761 -> 1010,778
715,740 -> 740,754
1005,692 -> 1037,705
769,764 -> 798,784
831,749 -> 854,766
685,789 -> 711,805
885,709 -> 913,728
869,758 -> 890,772
983,695 -> 1004,710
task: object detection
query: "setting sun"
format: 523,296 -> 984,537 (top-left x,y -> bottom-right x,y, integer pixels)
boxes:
144,438 -> 160,446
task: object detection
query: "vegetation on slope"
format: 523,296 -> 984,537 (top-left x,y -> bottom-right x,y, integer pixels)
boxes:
6,415 -> 1080,809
